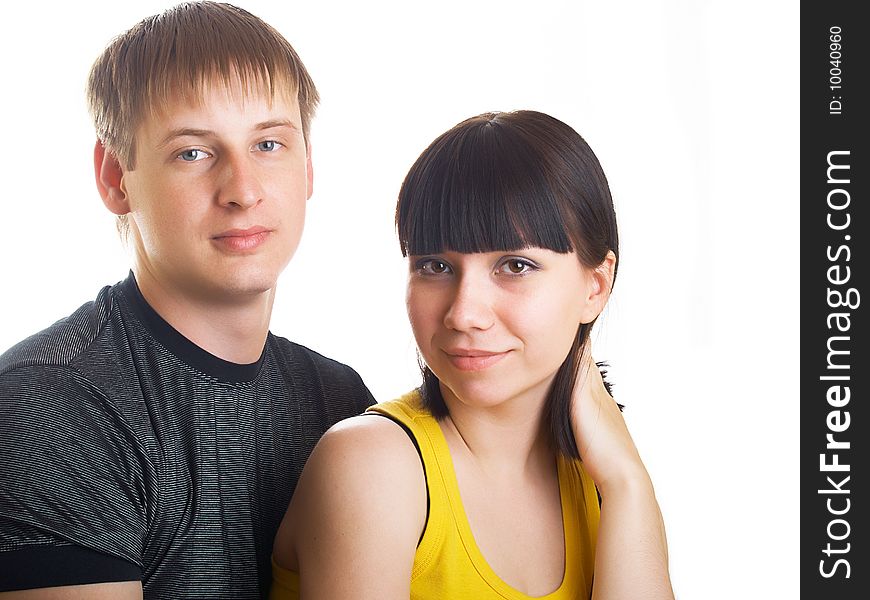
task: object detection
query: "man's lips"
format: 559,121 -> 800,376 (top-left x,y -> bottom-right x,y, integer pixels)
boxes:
443,348 -> 511,372
211,226 -> 272,252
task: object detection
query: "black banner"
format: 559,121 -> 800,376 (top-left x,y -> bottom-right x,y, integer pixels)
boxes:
802,3 -> 868,597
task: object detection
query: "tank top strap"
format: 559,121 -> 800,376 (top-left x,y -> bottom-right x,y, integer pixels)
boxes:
365,390 -> 451,579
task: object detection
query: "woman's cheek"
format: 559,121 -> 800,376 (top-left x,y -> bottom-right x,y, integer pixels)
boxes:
407,287 -> 441,354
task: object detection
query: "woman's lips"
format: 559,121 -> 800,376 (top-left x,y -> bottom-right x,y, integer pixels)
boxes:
444,349 -> 511,372
212,227 -> 271,252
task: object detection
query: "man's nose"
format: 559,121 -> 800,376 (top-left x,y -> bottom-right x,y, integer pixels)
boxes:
217,152 -> 263,209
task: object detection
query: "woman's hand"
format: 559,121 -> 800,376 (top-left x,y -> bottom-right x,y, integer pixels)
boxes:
571,346 -> 675,600
570,347 -> 648,496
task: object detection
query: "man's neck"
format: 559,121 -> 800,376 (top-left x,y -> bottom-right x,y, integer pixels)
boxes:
133,268 -> 274,365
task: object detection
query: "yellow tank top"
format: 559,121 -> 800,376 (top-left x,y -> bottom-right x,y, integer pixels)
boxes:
271,390 -> 600,599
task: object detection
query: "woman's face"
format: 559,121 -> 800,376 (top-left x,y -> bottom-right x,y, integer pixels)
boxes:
406,247 -> 603,412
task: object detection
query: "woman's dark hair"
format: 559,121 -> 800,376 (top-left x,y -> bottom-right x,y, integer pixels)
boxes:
396,110 -> 619,459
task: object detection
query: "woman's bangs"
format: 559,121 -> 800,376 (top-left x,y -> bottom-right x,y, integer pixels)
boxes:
398,121 -> 573,256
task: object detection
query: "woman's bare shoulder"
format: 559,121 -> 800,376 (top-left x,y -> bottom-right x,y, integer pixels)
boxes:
316,412 -> 425,470
274,413 -> 427,584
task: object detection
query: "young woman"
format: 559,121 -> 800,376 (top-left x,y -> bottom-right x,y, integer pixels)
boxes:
272,111 -> 674,599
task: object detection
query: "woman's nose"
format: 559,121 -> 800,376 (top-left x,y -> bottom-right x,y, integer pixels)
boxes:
443,276 -> 495,332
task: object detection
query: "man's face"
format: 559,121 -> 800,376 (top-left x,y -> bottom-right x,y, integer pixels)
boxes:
120,80 -> 312,304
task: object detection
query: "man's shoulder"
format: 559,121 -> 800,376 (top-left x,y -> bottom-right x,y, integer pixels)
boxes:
268,336 -> 359,379
266,335 -> 375,409
0,283 -> 120,378
0,285 -> 148,593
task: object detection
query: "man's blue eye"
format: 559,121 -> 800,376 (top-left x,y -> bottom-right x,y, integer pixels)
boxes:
257,140 -> 280,152
179,149 -> 207,162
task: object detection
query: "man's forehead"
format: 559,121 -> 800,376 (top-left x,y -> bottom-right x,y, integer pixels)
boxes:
140,77 -> 301,131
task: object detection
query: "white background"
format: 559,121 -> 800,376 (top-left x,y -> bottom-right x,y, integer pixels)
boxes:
0,1 -> 798,597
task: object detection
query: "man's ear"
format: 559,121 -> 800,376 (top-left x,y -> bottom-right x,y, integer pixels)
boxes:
94,140 -> 130,215
305,141 -> 314,201
579,250 -> 617,324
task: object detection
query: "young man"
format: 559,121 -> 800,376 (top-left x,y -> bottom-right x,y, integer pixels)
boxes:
0,2 -> 373,597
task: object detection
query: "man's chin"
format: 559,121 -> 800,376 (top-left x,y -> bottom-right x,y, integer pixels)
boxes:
197,273 -> 279,304
220,280 -> 277,300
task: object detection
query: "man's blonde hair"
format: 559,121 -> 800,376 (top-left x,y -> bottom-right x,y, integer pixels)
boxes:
87,1 -> 319,170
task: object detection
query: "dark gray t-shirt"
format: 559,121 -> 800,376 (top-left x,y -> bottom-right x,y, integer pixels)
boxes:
0,274 -> 374,597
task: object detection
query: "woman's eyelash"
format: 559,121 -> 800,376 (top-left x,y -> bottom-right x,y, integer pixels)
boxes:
414,258 -> 451,274
497,257 -> 539,274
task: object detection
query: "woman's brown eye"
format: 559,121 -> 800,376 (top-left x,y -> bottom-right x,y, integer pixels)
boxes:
423,260 -> 448,274
509,260 -> 524,273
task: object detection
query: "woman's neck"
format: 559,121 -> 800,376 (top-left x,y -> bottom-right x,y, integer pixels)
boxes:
440,387 -> 555,479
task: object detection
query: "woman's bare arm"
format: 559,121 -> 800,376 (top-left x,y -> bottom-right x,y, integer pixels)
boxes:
0,582 -> 142,599
273,415 -> 427,600
572,354 -> 675,600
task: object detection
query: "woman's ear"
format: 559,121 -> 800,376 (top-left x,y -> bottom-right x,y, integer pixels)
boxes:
94,140 -> 130,216
579,250 -> 617,324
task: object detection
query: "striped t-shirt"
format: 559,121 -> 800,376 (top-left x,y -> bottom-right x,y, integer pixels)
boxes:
0,273 -> 374,598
